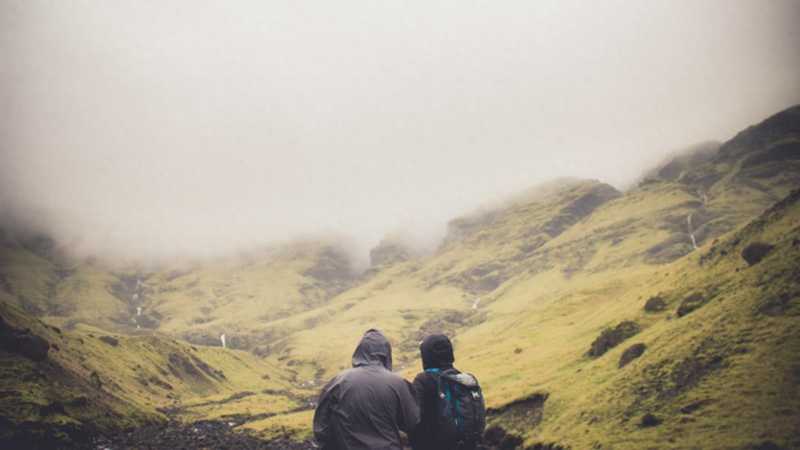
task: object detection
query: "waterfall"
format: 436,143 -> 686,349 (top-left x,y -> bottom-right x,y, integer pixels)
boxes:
136,307 -> 142,316
220,334 -> 227,349
472,298 -> 481,310
687,214 -> 698,250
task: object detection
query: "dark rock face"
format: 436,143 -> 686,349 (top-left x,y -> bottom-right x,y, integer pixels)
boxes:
444,210 -> 498,246
541,184 -> 621,238
757,292 -> 796,316
587,321 -> 640,358
486,392 -> 548,422
741,242 -> 775,266
0,315 -> 50,362
740,142 -> 800,168
645,234 -> 693,264
167,352 -> 225,382
19,234 -> 57,259
676,293 -> 709,317
301,246 -> 356,301
89,371 -> 102,389
716,105 -> 800,162
619,343 -> 647,368
0,418 -> 92,450
643,296 -> 667,312
304,247 -> 353,282
680,399 -> 713,414
639,413 -> 661,428
483,426 -> 508,446
497,433 -> 523,450
369,240 -> 411,267
651,141 -> 721,181
99,336 -> 119,347
482,393 -> 549,449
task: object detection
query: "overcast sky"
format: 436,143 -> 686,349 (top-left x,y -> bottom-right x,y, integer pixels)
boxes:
1,0 -> 799,262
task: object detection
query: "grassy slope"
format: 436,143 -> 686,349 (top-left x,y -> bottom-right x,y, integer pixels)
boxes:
240,107 -> 800,446
0,299 -> 308,446
0,105 -> 798,448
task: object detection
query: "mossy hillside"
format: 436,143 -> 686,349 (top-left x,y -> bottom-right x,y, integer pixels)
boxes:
149,243 -> 349,345
0,299 -> 308,446
464,195 -> 799,449
243,107 -> 800,446
0,240 -> 64,316
261,177 -> 751,394
0,105 -> 797,447
0,238 -> 357,352
0,301 -> 153,446
244,185 -> 799,447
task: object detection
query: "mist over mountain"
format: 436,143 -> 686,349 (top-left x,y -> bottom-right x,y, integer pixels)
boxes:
2,4 -> 800,447
1,103 -> 799,449
2,1 -> 800,263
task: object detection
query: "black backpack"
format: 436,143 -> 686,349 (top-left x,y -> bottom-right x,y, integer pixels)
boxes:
427,368 -> 486,448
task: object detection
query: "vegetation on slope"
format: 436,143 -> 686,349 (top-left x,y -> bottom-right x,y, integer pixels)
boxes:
0,104 -> 798,448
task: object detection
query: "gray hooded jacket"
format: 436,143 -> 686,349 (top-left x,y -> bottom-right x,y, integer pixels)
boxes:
313,329 -> 420,450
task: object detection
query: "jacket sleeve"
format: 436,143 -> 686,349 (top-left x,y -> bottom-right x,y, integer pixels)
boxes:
397,378 -> 421,434
408,373 -> 431,448
313,377 -> 339,449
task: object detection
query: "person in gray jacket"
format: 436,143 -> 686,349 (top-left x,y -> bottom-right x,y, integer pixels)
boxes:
313,329 -> 420,450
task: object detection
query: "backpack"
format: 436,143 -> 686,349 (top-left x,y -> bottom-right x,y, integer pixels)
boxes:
427,368 -> 486,448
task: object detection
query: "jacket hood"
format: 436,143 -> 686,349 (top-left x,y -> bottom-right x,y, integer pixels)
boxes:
352,329 -> 393,370
420,334 -> 454,370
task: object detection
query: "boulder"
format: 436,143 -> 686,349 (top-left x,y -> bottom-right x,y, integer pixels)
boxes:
0,315 -> 50,362
587,321 -> 640,358
619,343 -> 647,368
99,336 -> 119,347
677,293 -> 708,317
13,333 -> 50,362
643,296 -> 667,312
741,242 -> 775,266
639,413 -> 661,428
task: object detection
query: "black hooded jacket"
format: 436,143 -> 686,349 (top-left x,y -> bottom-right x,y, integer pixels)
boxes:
313,329 -> 420,450
409,334 -> 472,450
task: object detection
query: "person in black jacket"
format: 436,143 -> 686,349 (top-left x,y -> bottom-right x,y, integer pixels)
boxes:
409,334 -> 482,450
313,329 -> 420,450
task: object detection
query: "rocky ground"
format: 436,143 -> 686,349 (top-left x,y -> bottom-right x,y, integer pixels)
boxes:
90,420 -> 315,450
86,419 -> 543,450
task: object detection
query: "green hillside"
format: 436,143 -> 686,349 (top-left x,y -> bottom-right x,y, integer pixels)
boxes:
1,105 -> 798,448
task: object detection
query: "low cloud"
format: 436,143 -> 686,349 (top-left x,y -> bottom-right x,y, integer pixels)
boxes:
1,1 -> 799,263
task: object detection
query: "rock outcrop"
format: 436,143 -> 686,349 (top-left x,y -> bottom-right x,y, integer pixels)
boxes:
0,314 -> 49,362
587,321 -> 640,358
369,239 -> 412,267
619,343 -> 647,368
741,242 -> 775,266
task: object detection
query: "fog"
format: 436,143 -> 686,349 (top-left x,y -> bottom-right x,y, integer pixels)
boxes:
2,0 -> 799,263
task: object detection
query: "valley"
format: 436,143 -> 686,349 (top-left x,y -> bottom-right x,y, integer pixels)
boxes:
1,105 -> 799,449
